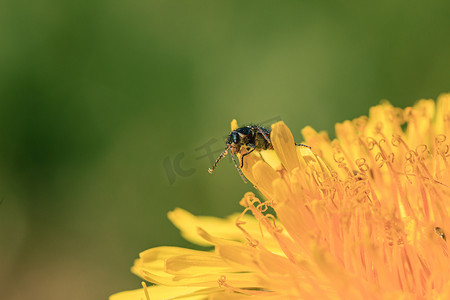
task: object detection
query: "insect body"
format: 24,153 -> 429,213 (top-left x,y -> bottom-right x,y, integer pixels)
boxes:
208,125 -> 310,183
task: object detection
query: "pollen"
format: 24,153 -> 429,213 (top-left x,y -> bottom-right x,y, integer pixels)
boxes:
110,94 -> 450,300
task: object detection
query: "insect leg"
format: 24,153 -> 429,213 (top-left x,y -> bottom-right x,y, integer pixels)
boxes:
295,143 -> 311,149
229,150 -> 247,183
240,145 -> 256,168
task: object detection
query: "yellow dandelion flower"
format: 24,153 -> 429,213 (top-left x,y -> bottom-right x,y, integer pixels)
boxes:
110,94 -> 450,300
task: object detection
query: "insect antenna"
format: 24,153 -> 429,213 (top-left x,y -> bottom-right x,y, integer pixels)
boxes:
208,145 -> 247,183
208,145 -> 230,174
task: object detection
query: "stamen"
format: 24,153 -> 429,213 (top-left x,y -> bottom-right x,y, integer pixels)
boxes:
218,275 -> 271,296
141,281 -> 150,300
235,207 -> 260,247
217,275 -> 227,287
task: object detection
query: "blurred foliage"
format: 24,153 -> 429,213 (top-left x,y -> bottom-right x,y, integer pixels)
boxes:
0,0 -> 449,299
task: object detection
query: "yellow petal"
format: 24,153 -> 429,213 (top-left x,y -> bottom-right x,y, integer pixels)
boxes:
301,126 -> 344,178
405,99 -> 435,147
434,93 -> 450,135
133,247 -> 211,278
271,121 -> 300,173
251,160 -> 281,199
168,208 -> 247,246
231,119 -> 238,131
259,149 -> 283,171
239,153 -> 261,184
109,285 -> 208,300
165,254 -> 233,275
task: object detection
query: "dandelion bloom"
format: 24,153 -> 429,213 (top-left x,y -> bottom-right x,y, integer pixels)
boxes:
111,95 -> 450,300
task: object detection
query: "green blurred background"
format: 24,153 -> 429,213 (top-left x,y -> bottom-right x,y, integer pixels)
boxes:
0,1 -> 449,299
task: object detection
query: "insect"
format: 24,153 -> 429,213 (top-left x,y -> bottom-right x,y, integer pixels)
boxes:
208,125 -> 310,183
435,227 -> 446,241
